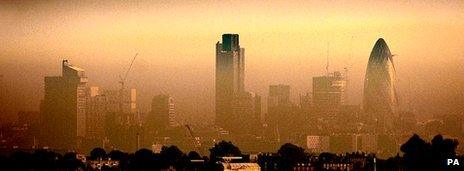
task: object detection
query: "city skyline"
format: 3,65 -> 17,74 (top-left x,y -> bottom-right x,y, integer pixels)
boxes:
1,1 -> 463,125
1,2 -> 464,170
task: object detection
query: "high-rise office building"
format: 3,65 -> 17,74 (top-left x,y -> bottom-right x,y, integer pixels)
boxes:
42,60 -> 88,150
268,85 -> 291,107
148,94 -> 176,130
312,71 -> 347,114
85,87 -> 107,140
299,93 -> 312,110
103,88 -> 137,125
103,89 -> 136,114
267,85 -> 296,142
363,38 -> 398,132
215,34 -> 245,131
231,92 -> 262,134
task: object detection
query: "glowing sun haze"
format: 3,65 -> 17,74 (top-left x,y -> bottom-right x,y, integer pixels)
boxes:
0,0 -> 463,123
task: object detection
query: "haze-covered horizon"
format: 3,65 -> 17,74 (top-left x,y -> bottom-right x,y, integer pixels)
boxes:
1,0 -> 463,124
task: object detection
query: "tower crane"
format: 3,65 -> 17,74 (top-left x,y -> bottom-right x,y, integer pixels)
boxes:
118,53 -> 138,114
119,53 -> 138,96
118,52 -> 139,150
118,52 -> 139,124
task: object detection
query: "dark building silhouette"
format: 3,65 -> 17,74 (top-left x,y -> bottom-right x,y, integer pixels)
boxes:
266,85 -> 301,143
41,60 -> 88,150
232,92 -> 262,134
215,34 -> 246,132
147,94 -> 176,132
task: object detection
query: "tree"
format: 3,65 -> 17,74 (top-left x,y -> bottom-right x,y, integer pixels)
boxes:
430,134 -> 459,170
209,141 -> 242,160
400,134 -> 432,171
129,148 -> 159,170
90,147 -> 107,160
108,150 -> 129,170
187,151 -> 202,160
32,149 -> 61,170
277,143 -> 306,170
108,150 -> 126,161
160,145 -> 187,170
62,152 -> 84,170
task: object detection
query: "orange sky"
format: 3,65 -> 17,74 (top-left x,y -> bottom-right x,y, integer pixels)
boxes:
1,0 -> 463,123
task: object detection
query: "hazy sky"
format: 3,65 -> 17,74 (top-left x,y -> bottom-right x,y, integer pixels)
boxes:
1,0 -> 463,123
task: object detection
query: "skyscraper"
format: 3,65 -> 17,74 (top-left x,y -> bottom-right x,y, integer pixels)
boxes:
312,71 -> 347,115
268,85 -> 291,107
267,85 -> 295,142
103,88 -> 137,125
42,60 -> 88,150
148,94 -> 176,131
231,91 -> 262,134
215,34 -> 245,131
85,87 -> 107,140
363,38 -> 398,132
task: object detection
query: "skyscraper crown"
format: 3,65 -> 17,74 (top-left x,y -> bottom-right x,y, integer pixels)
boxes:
369,38 -> 393,65
222,34 -> 240,51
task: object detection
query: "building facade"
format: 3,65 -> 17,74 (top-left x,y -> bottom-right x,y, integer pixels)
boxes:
267,85 -> 298,142
41,60 -> 88,150
148,94 -> 176,131
215,34 -> 246,132
363,38 -> 398,132
85,87 -> 107,140
102,88 -> 137,125
312,71 -> 347,115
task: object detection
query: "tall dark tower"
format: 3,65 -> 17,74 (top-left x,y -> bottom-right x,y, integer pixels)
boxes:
363,38 -> 398,132
215,34 -> 245,131
42,60 -> 88,150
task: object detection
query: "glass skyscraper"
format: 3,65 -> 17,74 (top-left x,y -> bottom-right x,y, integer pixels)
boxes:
363,38 -> 398,132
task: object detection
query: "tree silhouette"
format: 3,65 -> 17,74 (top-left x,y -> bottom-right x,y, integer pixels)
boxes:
31,149 -> 61,170
129,148 -> 159,171
160,145 -> 187,170
209,140 -> 242,170
187,151 -> 202,160
400,134 -> 432,170
62,152 -> 84,170
398,134 -> 463,170
10,150 -> 32,170
90,147 -> 107,160
108,150 -> 128,170
209,141 -> 242,160
277,143 -> 306,170
108,150 -> 126,161
430,134 -> 460,170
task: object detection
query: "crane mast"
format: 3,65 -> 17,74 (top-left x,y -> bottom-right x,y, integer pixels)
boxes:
118,53 -> 138,123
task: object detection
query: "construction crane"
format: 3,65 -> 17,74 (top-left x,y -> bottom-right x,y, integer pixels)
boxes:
117,52 -> 138,125
117,52 -> 139,150
185,124 -> 202,154
119,52 -> 138,94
